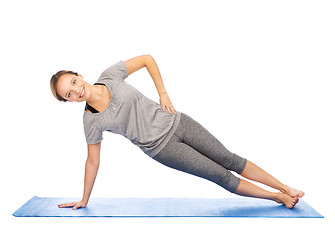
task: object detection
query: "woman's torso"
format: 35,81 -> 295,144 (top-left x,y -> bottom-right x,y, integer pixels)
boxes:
83,61 -> 181,158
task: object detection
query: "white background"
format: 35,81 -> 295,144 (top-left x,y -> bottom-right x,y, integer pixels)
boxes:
1,0 -> 334,239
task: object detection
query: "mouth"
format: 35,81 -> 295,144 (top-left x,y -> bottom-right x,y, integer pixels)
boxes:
79,86 -> 85,98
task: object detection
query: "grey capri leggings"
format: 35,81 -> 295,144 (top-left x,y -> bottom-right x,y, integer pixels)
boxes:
153,113 -> 248,193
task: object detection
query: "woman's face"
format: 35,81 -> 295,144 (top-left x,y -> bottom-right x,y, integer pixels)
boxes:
57,73 -> 90,102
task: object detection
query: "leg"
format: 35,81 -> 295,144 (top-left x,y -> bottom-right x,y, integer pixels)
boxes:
241,161 -> 305,198
175,113 -> 248,174
153,134 -> 242,193
176,113 -> 304,198
153,134 -> 299,208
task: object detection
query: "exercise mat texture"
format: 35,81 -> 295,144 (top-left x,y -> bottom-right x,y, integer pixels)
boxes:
13,196 -> 323,218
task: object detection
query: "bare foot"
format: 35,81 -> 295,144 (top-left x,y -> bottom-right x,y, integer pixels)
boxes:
274,193 -> 299,209
282,185 -> 305,198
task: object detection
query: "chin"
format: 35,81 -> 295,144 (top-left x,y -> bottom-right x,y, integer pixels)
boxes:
78,97 -> 86,103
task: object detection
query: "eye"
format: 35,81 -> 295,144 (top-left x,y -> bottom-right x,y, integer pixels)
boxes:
68,92 -> 71,98
73,79 -> 77,85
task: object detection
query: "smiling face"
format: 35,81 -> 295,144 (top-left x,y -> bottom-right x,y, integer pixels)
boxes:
56,73 -> 90,102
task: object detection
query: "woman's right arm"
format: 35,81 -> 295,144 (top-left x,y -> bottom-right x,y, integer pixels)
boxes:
58,142 -> 101,210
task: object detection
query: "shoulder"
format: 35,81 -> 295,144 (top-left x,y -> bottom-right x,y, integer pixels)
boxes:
83,113 -> 104,144
83,112 -> 102,133
83,111 -> 97,127
100,61 -> 128,80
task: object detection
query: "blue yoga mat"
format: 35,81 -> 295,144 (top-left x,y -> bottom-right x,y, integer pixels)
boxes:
13,196 -> 323,218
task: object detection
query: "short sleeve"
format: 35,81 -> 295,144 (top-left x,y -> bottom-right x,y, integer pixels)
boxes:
83,116 -> 103,144
98,61 -> 129,90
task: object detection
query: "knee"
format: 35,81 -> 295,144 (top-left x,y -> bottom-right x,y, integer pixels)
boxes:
223,153 -> 248,174
216,172 -> 241,193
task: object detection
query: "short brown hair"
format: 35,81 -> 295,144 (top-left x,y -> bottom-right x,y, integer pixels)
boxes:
50,70 -> 79,102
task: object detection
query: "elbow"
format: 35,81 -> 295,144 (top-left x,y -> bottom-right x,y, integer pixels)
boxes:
86,157 -> 100,167
144,54 -> 153,59
144,55 -> 155,67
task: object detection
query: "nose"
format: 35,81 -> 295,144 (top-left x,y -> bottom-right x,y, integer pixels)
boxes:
71,85 -> 81,96
76,86 -> 81,95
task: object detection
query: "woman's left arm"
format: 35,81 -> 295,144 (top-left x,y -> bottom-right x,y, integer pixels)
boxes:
125,55 -> 176,114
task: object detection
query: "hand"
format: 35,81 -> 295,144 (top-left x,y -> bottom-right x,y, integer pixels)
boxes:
159,93 -> 176,114
58,200 -> 87,210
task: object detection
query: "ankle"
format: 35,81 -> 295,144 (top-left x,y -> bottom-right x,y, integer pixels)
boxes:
272,192 -> 284,203
279,184 -> 288,194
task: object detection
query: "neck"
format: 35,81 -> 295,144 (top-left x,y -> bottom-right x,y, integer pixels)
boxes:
86,84 -> 104,106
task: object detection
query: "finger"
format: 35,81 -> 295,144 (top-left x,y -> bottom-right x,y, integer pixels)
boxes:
73,203 -> 81,210
169,105 -> 176,113
167,107 -> 172,114
168,105 -> 175,114
58,202 -> 75,208
59,204 -> 71,208
73,202 -> 86,210
162,105 -> 166,112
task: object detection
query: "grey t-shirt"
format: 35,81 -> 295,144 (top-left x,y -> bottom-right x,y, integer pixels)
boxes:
83,61 -> 181,157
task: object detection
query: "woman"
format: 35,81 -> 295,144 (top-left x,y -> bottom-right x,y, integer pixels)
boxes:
51,55 -> 304,210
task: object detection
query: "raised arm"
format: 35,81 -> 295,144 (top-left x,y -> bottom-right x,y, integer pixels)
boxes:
58,142 -> 101,210
125,55 -> 176,114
